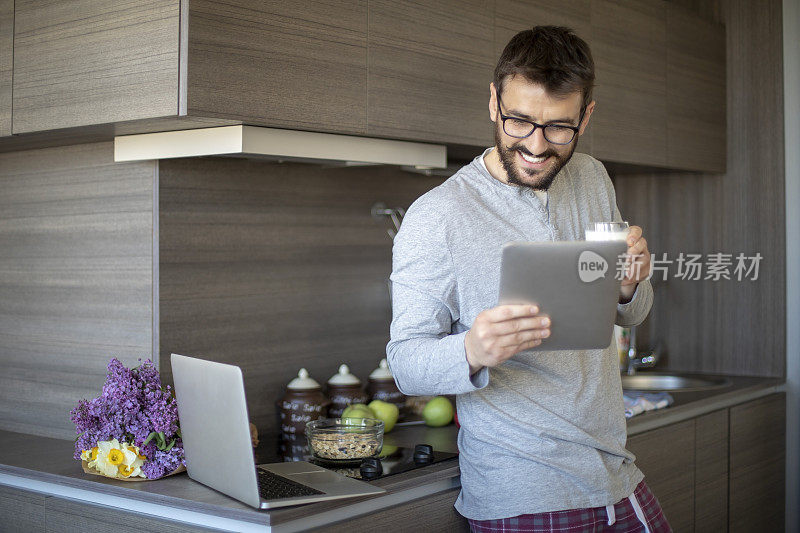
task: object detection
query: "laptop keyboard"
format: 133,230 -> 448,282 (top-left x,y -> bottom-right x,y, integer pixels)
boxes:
256,468 -> 324,500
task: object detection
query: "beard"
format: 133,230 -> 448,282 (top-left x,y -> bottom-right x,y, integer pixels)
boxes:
494,125 -> 577,191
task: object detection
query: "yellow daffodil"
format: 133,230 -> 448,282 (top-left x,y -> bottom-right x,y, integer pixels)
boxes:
125,444 -> 147,461
93,439 -> 126,477
108,448 -> 124,465
86,439 -> 147,479
121,442 -> 146,478
86,446 -> 100,469
118,464 -> 135,477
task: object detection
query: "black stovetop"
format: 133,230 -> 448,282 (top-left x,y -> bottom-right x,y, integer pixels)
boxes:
255,433 -> 458,481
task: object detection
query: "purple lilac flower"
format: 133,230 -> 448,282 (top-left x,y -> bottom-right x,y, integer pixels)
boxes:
70,358 -> 184,479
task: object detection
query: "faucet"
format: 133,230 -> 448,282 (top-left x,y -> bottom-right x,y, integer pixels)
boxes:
625,327 -> 659,375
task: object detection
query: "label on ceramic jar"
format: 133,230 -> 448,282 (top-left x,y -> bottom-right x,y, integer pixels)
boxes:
373,390 -> 404,403
330,394 -> 355,405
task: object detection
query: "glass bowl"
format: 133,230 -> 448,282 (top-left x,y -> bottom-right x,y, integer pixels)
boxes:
305,418 -> 384,463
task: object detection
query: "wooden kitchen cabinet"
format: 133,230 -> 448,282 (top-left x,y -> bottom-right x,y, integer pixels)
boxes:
12,0 -> 183,133
186,0 -> 368,136
666,2 -> 726,173
729,392 -> 786,532
312,487 -> 469,532
625,393 -> 785,532
627,419 -> 695,532
590,0 -> 668,167
3,0 -> 727,173
0,484 -> 46,532
0,0 -> 12,136
694,409 -> 728,531
367,0 -> 495,146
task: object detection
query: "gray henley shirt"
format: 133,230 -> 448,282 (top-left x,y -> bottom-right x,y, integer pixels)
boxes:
386,148 -> 653,520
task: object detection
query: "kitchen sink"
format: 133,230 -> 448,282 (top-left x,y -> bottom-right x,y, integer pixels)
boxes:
621,373 -> 731,392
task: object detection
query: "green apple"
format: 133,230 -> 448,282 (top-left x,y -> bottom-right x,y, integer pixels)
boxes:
368,400 -> 399,433
341,403 -> 374,423
423,396 -> 454,427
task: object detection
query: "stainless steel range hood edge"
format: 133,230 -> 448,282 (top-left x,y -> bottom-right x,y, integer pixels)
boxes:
114,125 -> 447,168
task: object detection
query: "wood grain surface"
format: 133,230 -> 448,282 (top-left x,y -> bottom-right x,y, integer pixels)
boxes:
626,419 -> 695,532
0,0 -> 12,136
0,142 -> 155,439
494,0 -> 593,155
666,2 -> 726,172
729,393 -> 786,532
613,0 -> 785,377
186,0 -> 367,135
12,0 -> 181,133
694,409 -> 728,531
311,487 -> 468,532
158,157 -> 444,434
591,0 -> 668,167
367,0 -> 494,146
0,484 -> 46,532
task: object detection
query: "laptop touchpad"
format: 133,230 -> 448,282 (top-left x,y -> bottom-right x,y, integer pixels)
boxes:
288,471 -> 366,491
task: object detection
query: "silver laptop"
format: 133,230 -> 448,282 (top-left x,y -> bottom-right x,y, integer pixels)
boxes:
498,240 -> 628,350
171,353 -> 385,509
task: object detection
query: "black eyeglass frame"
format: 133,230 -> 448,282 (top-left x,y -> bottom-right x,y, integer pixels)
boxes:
496,94 -> 585,145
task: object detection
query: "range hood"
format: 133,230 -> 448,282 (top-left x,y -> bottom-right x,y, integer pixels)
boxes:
114,125 -> 446,168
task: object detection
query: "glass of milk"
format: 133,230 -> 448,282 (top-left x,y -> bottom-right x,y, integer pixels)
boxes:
584,221 -> 630,242
585,221 -> 633,371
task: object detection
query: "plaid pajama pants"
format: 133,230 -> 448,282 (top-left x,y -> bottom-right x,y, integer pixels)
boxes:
467,480 -> 672,532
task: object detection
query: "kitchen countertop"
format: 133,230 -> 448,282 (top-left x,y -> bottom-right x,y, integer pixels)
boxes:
0,373 -> 783,532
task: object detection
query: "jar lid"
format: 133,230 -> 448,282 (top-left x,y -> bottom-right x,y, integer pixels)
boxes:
286,368 -> 321,390
327,364 -> 361,386
369,358 -> 394,380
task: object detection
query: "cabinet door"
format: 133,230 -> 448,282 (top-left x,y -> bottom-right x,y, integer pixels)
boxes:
0,485 -> 46,532
313,487 -> 468,532
0,0 -> 11,136
695,409 -> 728,532
627,419 -> 695,532
590,0 -> 667,167
494,0 -> 593,155
367,0 -> 494,146
12,0 -> 182,133
666,2 -> 726,172
729,393 -> 785,532
186,0 -> 368,135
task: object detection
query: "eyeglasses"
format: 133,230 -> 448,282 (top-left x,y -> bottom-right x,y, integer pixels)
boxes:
496,94 -> 583,145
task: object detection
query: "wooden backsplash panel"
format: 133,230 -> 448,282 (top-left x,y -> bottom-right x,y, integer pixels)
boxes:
613,0 -> 785,377
0,143 -> 155,438
158,158 -> 443,434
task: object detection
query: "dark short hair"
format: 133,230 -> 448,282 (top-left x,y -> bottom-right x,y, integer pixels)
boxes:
494,26 -> 595,110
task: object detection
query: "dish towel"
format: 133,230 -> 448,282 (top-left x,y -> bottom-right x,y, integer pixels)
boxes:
623,391 -> 674,418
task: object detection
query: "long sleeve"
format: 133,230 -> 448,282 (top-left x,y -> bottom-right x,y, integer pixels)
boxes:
615,279 -> 653,327
385,197 -> 489,396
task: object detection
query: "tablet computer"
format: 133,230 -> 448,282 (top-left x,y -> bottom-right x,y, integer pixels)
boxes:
498,240 -> 628,351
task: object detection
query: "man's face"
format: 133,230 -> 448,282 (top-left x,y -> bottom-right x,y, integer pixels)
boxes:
489,76 -> 594,191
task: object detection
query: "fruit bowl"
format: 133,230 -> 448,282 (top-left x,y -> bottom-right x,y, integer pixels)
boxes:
305,418 -> 384,463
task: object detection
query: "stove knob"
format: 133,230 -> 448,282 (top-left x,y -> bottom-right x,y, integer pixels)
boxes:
413,444 -> 434,465
360,457 -> 383,479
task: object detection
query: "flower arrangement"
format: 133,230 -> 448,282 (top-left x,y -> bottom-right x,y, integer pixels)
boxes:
70,358 -> 185,480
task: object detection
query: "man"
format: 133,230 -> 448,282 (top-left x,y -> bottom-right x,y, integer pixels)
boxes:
387,27 -> 670,532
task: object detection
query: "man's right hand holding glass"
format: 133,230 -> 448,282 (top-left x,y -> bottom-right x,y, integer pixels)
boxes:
465,305 -> 551,375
